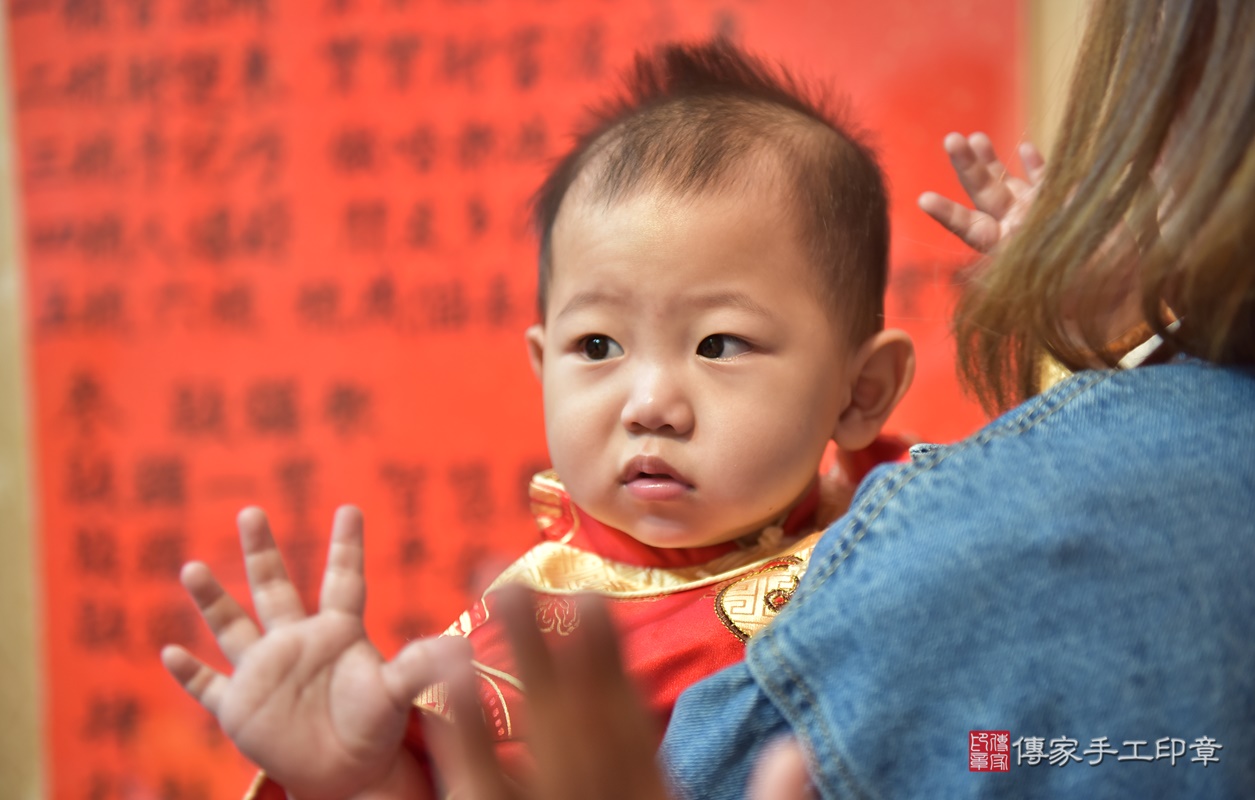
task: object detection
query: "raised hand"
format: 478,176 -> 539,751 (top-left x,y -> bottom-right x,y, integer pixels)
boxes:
428,587 -> 666,800
161,506 -> 465,800
430,587 -> 815,800
918,132 -> 1045,253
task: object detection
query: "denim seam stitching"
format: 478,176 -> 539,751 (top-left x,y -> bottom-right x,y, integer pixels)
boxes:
755,626 -> 877,800
750,369 -> 1114,798
806,369 -> 1112,590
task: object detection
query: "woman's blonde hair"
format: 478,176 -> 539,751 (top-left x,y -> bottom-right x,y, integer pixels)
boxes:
955,0 -> 1255,413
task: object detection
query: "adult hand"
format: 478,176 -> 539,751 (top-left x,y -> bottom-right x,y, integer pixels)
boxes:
433,587 -> 816,800
918,132 -> 1045,253
161,506 -> 466,800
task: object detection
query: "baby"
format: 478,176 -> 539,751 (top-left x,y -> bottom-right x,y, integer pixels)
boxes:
162,39 -> 915,800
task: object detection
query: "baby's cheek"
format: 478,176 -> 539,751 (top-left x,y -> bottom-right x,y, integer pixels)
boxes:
746,426 -> 827,497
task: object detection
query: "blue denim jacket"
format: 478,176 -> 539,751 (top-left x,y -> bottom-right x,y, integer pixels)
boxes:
661,361 -> 1255,799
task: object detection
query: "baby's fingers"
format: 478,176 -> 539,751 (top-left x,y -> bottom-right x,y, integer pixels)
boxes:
1019,140 -> 1046,185
748,738 -> 816,800
442,666 -> 516,800
918,192 -> 1000,253
563,596 -> 664,795
967,132 -> 1009,175
181,561 -> 260,665
161,644 -> 231,718
380,637 -> 472,710
949,132 -> 1018,219
238,506 -> 308,629
500,590 -> 665,800
318,505 -> 367,618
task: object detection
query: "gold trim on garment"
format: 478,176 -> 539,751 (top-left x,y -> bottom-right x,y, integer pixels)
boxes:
472,660 -> 526,693
241,769 -> 268,800
415,471 -> 822,725
414,661 -> 524,733
476,671 -> 514,739
414,681 -> 450,716
715,555 -> 809,642
529,469 -> 577,543
480,531 -> 823,600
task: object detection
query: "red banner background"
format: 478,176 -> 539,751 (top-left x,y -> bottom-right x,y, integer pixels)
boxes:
8,1 -> 1022,797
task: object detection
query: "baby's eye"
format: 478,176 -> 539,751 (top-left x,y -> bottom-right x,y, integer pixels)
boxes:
696,334 -> 751,360
578,335 -> 624,361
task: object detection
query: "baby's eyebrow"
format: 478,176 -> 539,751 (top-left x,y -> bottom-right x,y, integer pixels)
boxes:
555,289 -> 775,320
555,289 -> 627,320
685,291 -> 775,319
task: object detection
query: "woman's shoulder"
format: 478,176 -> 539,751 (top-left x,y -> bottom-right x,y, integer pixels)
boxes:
975,360 -> 1254,450
761,362 -> 1255,800
809,361 -> 1255,585
913,361 -> 1255,486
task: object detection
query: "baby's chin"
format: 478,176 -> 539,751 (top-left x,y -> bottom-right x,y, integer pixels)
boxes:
619,513 -> 762,550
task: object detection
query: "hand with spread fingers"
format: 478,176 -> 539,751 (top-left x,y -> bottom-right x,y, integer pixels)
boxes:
163,508 -> 814,800
917,131 -> 1045,253
160,506 -> 465,800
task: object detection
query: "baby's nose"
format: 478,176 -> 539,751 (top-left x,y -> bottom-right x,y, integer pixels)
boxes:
620,365 -> 694,436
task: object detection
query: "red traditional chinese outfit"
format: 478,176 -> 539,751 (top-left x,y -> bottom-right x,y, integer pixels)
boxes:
247,436 -> 912,798
413,470 -> 827,775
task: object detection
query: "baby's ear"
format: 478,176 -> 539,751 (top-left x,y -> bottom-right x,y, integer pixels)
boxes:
525,324 -> 545,380
832,330 -> 915,451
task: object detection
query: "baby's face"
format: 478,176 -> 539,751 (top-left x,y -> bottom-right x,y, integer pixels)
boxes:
528,179 -> 854,549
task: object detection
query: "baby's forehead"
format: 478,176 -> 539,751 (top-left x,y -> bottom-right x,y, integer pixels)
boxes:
579,135 -> 795,202
553,178 -> 806,279
549,178 -> 855,332
556,152 -> 797,233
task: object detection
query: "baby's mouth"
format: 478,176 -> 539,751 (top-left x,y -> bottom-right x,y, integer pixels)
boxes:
620,455 -> 693,499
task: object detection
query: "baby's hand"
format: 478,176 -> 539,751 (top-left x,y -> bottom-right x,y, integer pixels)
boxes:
161,506 -> 466,800
433,588 -> 814,800
918,132 -> 1045,253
